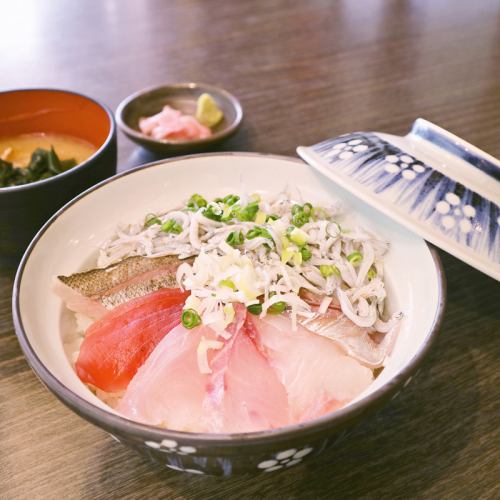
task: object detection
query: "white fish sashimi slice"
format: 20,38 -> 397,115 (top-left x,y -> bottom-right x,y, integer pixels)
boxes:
254,314 -> 373,423
117,323 -> 215,432
221,327 -> 290,432
202,307 -> 290,433
200,305 -> 245,432
117,305 -> 290,433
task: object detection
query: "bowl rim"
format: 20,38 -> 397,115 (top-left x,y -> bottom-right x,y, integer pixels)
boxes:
0,87 -> 116,193
115,82 -> 244,146
12,152 -> 447,446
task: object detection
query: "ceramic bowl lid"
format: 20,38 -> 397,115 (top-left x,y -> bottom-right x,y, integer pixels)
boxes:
298,118 -> 500,281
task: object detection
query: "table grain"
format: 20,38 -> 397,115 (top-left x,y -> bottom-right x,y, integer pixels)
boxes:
1,1 -> 499,498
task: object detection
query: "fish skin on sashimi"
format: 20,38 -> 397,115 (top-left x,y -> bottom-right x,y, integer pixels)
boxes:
298,307 -> 401,369
54,255 -> 192,319
253,314 -> 374,423
75,288 -> 188,392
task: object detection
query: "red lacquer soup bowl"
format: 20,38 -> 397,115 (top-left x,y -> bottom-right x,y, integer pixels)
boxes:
0,88 -> 116,265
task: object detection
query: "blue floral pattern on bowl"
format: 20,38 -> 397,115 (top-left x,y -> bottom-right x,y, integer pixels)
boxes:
297,119 -> 500,281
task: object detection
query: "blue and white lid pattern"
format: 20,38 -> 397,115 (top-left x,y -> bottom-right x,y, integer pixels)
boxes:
298,125 -> 500,281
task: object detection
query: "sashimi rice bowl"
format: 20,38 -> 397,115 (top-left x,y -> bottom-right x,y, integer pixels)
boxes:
13,153 -> 445,476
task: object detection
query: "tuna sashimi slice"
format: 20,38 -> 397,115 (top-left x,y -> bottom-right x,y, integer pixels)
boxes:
84,287 -> 188,336
203,314 -> 290,433
75,288 -> 188,392
253,314 -> 374,423
117,323 -> 216,431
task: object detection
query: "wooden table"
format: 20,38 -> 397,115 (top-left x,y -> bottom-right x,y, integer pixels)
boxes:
1,1 -> 499,498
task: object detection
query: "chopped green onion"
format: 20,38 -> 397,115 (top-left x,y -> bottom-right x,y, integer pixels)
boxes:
223,194 -> 240,205
181,309 -> 202,329
281,247 -> 294,264
367,267 -> 377,280
220,204 -> 233,221
300,246 -> 312,261
268,301 -> 287,314
235,201 -> 259,222
144,214 -> 161,227
203,204 -> 223,221
229,205 -> 240,219
226,230 -> 244,246
320,264 -> 340,277
161,219 -> 182,234
302,202 -> 313,214
246,228 -> 259,239
347,251 -> 363,265
246,226 -> 272,240
292,251 -> 303,266
289,227 -> 308,246
186,193 -> 207,211
255,211 -> 267,225
266,214 -> 279,222
219,279 -> 236,290
292,212 -> 310,227
329,221 -> 342,236
215,194 -> 240,206
290,204 -> 312,227
247,303 -> 262,315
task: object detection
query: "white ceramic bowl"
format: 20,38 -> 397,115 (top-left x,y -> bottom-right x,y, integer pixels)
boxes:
13,153 -> 445,476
